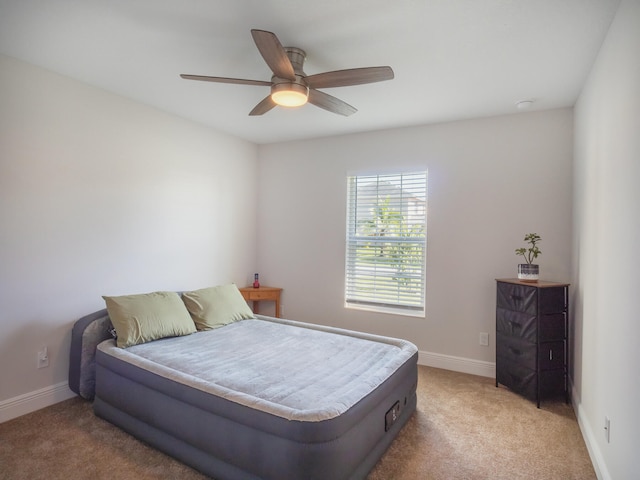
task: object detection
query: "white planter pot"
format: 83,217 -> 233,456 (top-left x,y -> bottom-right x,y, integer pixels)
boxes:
518,264 -> 539,282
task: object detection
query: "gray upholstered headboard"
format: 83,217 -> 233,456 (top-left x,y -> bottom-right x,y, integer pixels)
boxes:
68,309 -> 113,400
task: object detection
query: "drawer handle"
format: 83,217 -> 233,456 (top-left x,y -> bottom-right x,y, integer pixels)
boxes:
508,347 -> 521,356
549,350 -> 553,361
509,321 -> 521,330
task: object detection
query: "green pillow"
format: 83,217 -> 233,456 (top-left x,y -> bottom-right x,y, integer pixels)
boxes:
182,284 -> 255,331
103,291 -> 196,348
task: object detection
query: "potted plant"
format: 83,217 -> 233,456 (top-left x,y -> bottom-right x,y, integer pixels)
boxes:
515,233 -> 541,281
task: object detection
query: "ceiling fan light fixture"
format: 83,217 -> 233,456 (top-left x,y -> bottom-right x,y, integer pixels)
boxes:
271,82 -> 309,107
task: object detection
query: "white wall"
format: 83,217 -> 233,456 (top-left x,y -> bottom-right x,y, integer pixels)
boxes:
572,0 -> 640,478
257,109 -> 573,371
0,54 -> 258,416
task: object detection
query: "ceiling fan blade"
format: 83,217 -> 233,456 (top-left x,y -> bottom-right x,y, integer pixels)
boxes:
249,95 -> 277,116
306,66 -> 394,89
180,74 -> 271,87
250,29 -> 296,81
308,89 -> 357,116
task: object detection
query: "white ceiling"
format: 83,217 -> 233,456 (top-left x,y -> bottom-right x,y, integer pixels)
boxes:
0,0 -> 621,144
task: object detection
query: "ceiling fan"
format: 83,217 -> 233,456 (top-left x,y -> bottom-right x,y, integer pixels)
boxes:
180,29 -> 394,116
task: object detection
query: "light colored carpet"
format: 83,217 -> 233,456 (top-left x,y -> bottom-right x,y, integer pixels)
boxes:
0,366 -> 595,479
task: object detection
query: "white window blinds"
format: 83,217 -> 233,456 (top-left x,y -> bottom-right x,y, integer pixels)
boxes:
345,171 -> 427,313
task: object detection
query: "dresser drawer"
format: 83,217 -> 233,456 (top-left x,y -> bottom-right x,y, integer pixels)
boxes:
539,287 -> 567,314
496,361 -> 537,400
540,369 -> 566,397
496,333 -> 536,369
496,282 -> 537,314
539,341 -> 565,370
540,313 -> 566,340
496,308 -> 537,341
243,290 -> 275,300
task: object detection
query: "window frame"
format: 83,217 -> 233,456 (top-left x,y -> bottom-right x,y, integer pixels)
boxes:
344,170 -> 427,317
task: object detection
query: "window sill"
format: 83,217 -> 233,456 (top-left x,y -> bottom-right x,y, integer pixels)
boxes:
345,302 -> 425,318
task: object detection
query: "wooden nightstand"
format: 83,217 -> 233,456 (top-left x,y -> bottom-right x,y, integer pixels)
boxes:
239,286 -> 282,318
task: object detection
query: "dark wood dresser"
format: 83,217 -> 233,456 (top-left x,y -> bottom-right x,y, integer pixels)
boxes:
495,278 -> 570,407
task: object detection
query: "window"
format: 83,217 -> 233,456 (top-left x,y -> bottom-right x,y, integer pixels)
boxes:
345,171 -> 427,315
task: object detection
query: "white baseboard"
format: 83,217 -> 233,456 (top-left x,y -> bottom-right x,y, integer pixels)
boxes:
418,350 -> 496,378
0,382 -> 76,423
571,382 -> 611,480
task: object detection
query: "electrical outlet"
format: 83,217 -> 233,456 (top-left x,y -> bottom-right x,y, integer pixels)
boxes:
37,346 -> 49,369
604,416 -> 610,443
479,332 -> 489,346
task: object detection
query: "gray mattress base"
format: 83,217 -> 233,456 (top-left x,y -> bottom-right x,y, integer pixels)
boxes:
94,391 -> 416,480
94,351 -> 417,480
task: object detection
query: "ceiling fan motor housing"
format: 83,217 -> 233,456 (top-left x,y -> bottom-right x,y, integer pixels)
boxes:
284,47 -> 307,75
271,80 -> 309,95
